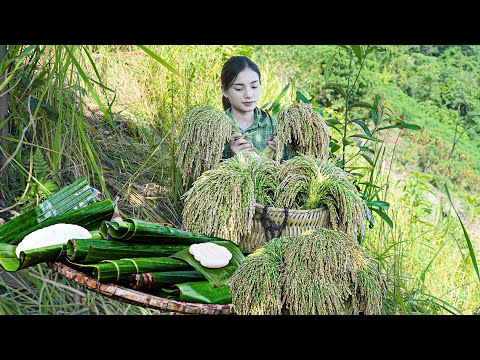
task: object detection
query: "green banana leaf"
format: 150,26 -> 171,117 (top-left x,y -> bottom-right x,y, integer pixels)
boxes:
171,240 -> 245,287
0,243 -> 20,271
5,199 -> 114,246
162,280 -> 232,304
70,256 -> 192,282
98,218 -> 226,245
67,237 -> 188,263
128,270 -> 205,290
0,178 -> 95,244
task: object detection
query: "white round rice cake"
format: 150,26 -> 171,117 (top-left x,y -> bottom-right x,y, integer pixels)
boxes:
16,223 -> 92,258
188,242 -> 232,268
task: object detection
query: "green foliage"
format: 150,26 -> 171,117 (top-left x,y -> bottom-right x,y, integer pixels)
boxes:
33,147 -> 49,181
15,148 -> 59,213
396,172 -> 435,221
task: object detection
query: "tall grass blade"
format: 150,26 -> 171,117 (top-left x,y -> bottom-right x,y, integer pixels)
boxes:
445,184 -> 480,281
137,45 -> 188,82
63,45 -> 114,127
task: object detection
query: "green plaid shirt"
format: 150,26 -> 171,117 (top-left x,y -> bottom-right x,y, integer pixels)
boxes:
222,107 -> 290,160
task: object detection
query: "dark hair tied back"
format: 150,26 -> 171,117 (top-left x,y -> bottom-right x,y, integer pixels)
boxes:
221,56 -> 261,110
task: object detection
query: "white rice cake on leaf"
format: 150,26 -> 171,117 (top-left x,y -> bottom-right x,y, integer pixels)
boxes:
188,242 -> 232,269
15,223 -> 92,258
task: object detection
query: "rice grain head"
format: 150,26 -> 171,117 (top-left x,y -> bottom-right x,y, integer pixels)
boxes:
283,228 -> 386,315
227,238 -> 287,315
281,228 -> 360,314
228,228 -> 386,315
275,102 -> 330,162
175,104 -> 236,186
273,154 -> 369,239
181,152 -> 261,244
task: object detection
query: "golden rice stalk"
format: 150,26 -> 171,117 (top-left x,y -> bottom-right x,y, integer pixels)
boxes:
283,228 -> 385,314
175,104 -> 236,186
181,152 -> 261,244
227,238 -> 286,315
274,154 -> 369,239
353,256 -> 387,315
312,160 -> 369,239
250,157 -> 280,206
281,228 -> 362,314
275,102 -> 330,162
273,154 -> 321,208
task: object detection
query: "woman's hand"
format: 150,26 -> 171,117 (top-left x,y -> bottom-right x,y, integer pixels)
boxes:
266,139 -> 277,152
230,132 -> 253,155
266,135 -> 277,152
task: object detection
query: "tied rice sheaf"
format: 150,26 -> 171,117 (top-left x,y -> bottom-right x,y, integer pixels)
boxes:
175,104 -> 275,188
275,102 -> 330,162
175,104 -> 236,187
274,154 -> 370,239
227,228 -> 386,315
181,152 -> 274,245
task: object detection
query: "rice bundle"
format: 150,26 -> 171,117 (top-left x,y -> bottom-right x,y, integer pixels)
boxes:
275,102 -> 330,162
281,229 -> 362,315
181,152 -> 260,245
228,228 -> 386,315
250,157 -> 280,206
227,239 -> 286,315
175,104 -> 236,186
274,154 -> 369,239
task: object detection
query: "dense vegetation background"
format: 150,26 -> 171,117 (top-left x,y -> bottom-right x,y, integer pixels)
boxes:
0,45 -> 478,315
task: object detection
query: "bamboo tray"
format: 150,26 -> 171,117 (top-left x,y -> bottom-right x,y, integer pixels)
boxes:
48,261 -> 235,315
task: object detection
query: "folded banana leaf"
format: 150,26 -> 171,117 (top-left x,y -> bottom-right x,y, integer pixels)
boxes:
4,199 -> 114,246
98,218 -> 226,245
171,240 -> 245,287
70,257 -> 192,282
0,178 -> 95,245
0,243 -> 67,271
128,270 -> 205,290
162,281 -> 232,305
67,237 -> 189,263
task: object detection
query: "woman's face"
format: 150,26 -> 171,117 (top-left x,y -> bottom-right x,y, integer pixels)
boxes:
223,67 -> 260,113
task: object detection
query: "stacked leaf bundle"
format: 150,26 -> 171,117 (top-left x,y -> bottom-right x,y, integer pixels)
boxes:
68,218 -> 246,304
0,179 -> 246,306
0,178 -> 116,271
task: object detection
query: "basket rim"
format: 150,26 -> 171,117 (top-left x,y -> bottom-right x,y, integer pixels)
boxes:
48,261 -> 235,315
254,203 -> 328,214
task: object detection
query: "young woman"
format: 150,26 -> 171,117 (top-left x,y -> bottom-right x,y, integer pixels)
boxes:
221,55 -> 286,160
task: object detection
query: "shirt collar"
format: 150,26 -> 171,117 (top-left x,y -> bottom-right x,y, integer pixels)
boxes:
225,107 -> 269,128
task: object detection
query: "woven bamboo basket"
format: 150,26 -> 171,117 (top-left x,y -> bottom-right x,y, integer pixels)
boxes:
48,261 -> 235,315
238,203 -> 331,252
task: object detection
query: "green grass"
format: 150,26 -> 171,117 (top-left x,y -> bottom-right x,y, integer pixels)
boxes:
0,264 -> 165,315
